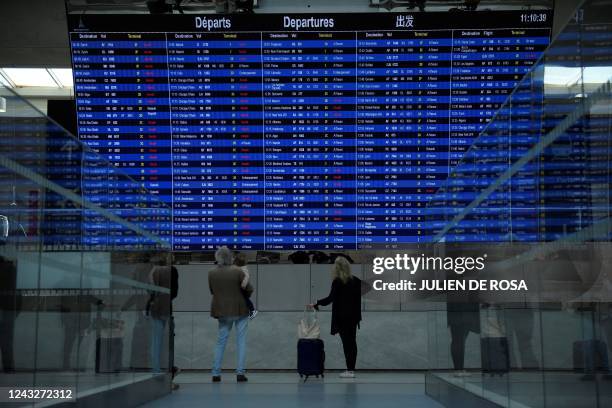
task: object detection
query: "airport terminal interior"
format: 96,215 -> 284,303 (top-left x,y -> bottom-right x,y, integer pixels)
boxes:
0,0 -> 611,407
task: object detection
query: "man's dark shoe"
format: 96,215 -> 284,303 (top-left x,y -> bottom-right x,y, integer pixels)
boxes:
172,366 -> 181,379
212,376 -> 221,383
237,374 -> 248,382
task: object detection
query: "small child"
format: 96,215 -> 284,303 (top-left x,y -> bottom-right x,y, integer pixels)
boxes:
234,253 -> 258,320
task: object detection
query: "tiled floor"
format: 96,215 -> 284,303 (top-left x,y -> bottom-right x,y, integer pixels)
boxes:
141,372 -> 444,408
432,371 -> 612,408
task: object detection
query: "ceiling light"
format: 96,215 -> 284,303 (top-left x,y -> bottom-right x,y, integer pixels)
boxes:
583,66 -> 612,84
544,66 -> 612,87
48,68 -> 74,87
543,66 -> 581,87
1,68 -> 58,87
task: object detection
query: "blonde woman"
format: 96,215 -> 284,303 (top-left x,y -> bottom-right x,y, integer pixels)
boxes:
309,257 -> 362,378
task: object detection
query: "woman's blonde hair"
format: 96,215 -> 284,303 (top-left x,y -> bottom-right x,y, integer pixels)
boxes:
332,256 -> 352,283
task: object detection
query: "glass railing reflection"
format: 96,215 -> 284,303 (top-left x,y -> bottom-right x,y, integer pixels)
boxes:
0,85 -> 173,401
0,86 -> 172,251
426,1 -> 612,407
427,5 -> 611,244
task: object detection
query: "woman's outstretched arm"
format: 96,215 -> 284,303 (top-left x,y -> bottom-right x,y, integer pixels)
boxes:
314,279 -> 338,309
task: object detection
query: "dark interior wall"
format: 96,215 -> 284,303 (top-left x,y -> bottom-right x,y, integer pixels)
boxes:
0,0 -> 581,69
552,0 -> 583,38
0,0 -> 71,67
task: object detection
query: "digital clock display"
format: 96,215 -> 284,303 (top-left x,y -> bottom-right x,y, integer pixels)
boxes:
521,13 -> 548,23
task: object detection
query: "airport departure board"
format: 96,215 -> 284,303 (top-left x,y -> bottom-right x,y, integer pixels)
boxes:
68,12 -> 552,250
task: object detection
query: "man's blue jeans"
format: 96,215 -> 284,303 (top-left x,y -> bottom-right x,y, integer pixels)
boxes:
151,317 -> 167,374
212,316 -> 248,376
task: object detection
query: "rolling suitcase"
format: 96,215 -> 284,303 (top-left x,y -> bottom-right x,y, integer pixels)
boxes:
573,340 -> 610,372
573,309 -> 611,373
481,337 -> 510,375
297,308 -> 324,382
297,338 -> 325,381
94,311 -> 125,373
96,337 -> 123,373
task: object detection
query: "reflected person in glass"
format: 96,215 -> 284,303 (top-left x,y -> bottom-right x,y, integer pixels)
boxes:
148,256 -> 173,374
0,256 -> 19,373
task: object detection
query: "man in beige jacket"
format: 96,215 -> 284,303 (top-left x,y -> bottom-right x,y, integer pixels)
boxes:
208,246 -> 253,382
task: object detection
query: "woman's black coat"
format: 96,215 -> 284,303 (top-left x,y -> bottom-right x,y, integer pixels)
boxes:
316,276 -> 362,335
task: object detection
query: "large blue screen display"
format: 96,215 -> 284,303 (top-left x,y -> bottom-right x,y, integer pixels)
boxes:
68,12 -> 552,250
